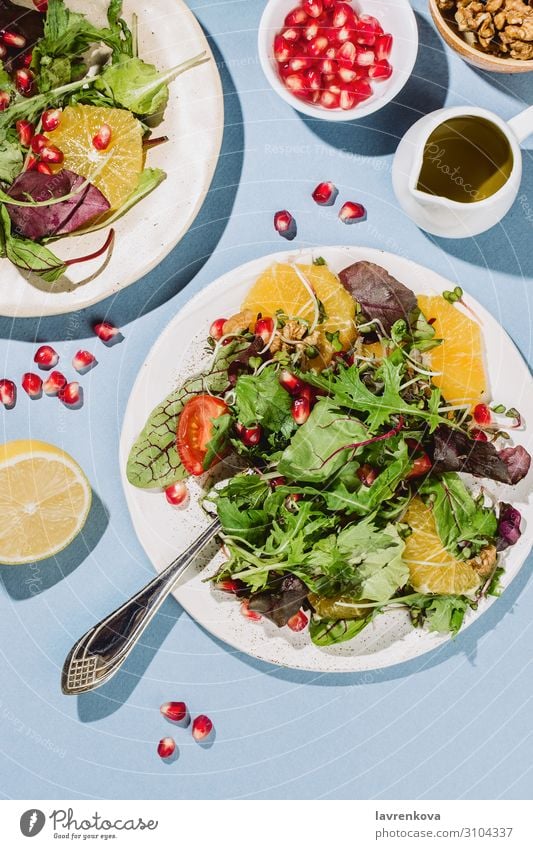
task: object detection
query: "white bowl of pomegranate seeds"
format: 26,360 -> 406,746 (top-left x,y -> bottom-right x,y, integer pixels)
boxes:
258,0 -> 418,120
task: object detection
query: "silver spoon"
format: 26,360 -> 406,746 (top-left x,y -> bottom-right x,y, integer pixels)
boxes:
61,519 -> 221,695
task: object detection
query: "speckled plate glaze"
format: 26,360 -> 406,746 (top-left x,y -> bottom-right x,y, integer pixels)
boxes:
119,246 -> 533,672
0,0 -> 223,317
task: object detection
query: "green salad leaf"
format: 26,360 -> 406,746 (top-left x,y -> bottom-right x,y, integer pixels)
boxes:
0,133 -> 23,185
0,207 -> 66,282
234,367 -> 292,432
309,615 -> 371,646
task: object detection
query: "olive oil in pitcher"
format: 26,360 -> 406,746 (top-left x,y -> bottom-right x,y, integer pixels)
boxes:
416,116 -> 513,204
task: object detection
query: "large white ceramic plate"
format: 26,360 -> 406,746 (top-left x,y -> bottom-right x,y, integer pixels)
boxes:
119,246 -> 533,672
0,0 -> 223,317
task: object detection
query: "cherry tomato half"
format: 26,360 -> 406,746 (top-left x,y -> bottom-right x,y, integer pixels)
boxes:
177,395 -> 229,476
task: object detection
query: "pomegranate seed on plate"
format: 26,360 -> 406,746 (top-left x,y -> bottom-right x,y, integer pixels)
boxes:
320,89 -> 340,109
281,27 -> 300,43
292,394 -> 310,424
37,162 -> 52,175
93,321 -> 121,343
0,42 -> 6,60
285,8 -> 308,26
319,57 -> 338,74
270,476 -> 287,489
355,48 -> 375,67
58,381 -> 81,406
254,316 -> 275,343
34,345 -> 58,369
165,481 -> 188,506
30,133 -> 47,154
368,59 -> 392,80
40,145 -> 63,164
473,403 -> 491,425
305,67 -> 322,90
375,33 -> 393,61
274,34 -> 292,63
357,463 -> 377,486
236,422 -> 262,447
43,371 -> 67,396
72,350 -> 96,372
240,599 -> 262,621
25,155 -> 38,171
279,369 -> 304,395
303,20 -> 319,40
287,610 -> 309,631
312,181 -> 337,205
352,77 -> 373,99
337,41 -> 356,67
41,108 -> 61,131
336,24 -> 355,44
14,69 -> 34,95
284,72 -> 307,97
339,201 -> 366,223
92,123 -> 112,151
472,428 -> 488,442
192,714 -> 213,741
339,88 -> 357,110
22,372 -> 42,398
0,379 -> 16,408
216,579 -> 241,593
303,0 -> 323,18
32,0 -> 48,10
0,90 -> 10,111
160,701 -> 188,722
274,209 -> 296,239
16,120 -> 34,147
209,317 -> 226,340
289,55 -> 313,72
308,35 -> 328,56
157,737 -> 176,759
1,30 -> 27,49
14,51 -> 32,69
332,2 -> 354,28
338,66 -> 357,83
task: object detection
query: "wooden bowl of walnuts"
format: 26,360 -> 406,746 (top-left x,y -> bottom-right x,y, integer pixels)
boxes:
429,0 -> 533,72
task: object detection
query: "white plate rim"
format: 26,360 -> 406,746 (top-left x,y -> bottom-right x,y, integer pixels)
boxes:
119,246 -> 533,673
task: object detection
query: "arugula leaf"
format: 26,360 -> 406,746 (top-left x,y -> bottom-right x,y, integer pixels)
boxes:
202,413 -> 232,471
234,367 -> 292,432
326,439 -> 411,516
409,594 -> 471,636
278,398 -> 369,483
0,133 -> 23,184
309,615 -> 370,646
127,341 -> 247,489
337,520 -> 408,602
215,498 -> 270,547
213,473 -> 270,510
419,473 -> 498,558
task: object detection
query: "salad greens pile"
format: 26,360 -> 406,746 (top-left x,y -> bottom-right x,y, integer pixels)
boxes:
0,0 -> 208,281
128,258 -> 530,648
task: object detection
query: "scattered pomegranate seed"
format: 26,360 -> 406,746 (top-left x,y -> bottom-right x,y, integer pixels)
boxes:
216,579 -> 241,593
357,463 -> 377,487
368,59 -> 392,80
160,701 -> 187,722
340,88 -> 357,110
14,51 -> 32,69
279,369 -> 304,395
1,30 -> 27,49
72,350 -> 96,373
0,378 -> 16,408
270,475 -> 287,488
157,737 -> 176,759
30,133 -> 48,154
285,7 -> 308,26
41,108 -> 61,132
289,55 -> 313,72
292,394 -> 310,424
303,20 -> 319,40
352,78 -> 373,99
0,42 -> 6,60
16,120 -> 34,147
254,316 -> 275,344
165,481 -> 188,506
36,162 -> 52,175
241,598 -> 262,620
375,33 -> 393,61
93,321 -> 120,343
471,428 -> 488,442
0,90 -> 10,111
319,88 -> 340,109
338,66 -> 357,83
14,69 -> 34,95
337,41 -> 356,67
308,35 -> 328,56
25,155 -> 38,171
305,67 -> 322,90
34,344 -> 58,369
473,403 -> 491,425
58,381 -> 81,406
304,0 -> 323,17
406,453 -> 432,479
32,0 -> 48,10
285,72 -> 307,98
274,34 -> 292,63
192,715 -> 213,742
236,422 -> 262,447
207,319 -> 227,344
40,145 -> 63,164
22,372 -> 42,398
274,209 -> 296,240
319,57 -> 338,75
355,47 -> 375,67
332,2 -> 354,28
339,201 -> 366,223
287,609 -> 309,631
92,123 -> 112,151
43,371 -> 67,396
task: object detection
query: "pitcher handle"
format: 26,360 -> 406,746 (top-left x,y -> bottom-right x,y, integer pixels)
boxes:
507,105 -> 533,144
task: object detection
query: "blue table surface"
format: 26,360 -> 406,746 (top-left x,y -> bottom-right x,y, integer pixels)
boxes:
1,0 -> 532,801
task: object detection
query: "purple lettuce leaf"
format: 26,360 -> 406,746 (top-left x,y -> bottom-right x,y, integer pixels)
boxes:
431,425 -> 512,483
497,502 -> 522,551
498,445 -> 531,485
338,261 -> 417,333
6,169 -> 110,240
248,574 -> 308,628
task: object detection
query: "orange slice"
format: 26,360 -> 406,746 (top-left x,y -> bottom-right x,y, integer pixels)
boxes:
45,105 -> 143,210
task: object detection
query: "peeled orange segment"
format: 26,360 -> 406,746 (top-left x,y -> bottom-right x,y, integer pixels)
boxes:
0,440 -> 92,565
403,497 -> 480,595
417,295 -> 487,408
242,262 -> 357,348
45,105 -> 143,210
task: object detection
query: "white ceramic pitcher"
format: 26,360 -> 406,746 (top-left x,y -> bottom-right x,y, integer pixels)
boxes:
391,104 -> 533,238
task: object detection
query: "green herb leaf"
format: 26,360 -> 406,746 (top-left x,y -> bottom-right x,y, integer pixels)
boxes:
0,207 -> 66,282
309,615 -> 370,646
202,412 -> 232,471
234,367 -> 292,432
0,133 -> 23,184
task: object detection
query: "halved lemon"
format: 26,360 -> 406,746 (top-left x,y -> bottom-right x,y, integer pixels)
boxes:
45,105 -> 144,210
403,497 -> 480,595
0,440 -> 92,565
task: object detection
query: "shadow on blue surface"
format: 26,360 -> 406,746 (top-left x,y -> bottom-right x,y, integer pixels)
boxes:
0,34 -> 244,344
471,66 -> 533,106
300,13 -> 449,158
0,491 -> 109,600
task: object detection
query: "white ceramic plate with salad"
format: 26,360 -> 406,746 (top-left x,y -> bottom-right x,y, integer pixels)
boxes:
119,246 -> 533,672
0,0 -> 223,317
